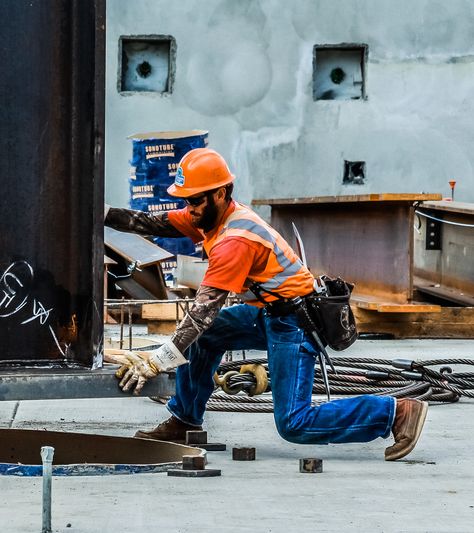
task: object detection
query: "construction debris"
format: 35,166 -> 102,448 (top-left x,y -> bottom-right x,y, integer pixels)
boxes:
299,458 -> 323,473
232,447 -> 256,461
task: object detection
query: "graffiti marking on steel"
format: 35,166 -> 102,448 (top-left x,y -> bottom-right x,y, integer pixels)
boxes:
0,261 -> 65,356
0,261 -> 33,318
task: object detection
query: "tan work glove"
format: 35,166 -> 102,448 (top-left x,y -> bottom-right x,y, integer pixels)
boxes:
116,341 -> 187,395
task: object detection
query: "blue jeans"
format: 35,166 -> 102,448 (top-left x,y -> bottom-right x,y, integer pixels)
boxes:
168,304 -> 395,444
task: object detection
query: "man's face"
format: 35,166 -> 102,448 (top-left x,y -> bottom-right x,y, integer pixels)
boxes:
185,190 -> 220,232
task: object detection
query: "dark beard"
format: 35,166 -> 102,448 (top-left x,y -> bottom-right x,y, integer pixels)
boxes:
195,194 -> 219,232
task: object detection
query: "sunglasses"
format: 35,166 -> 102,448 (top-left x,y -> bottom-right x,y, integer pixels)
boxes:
183,188 -> 220,207
184,193 -> 207,207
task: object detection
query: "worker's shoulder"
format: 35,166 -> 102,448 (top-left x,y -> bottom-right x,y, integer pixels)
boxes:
213,234 -> 265,253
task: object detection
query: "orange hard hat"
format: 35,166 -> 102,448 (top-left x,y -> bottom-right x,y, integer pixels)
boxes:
167,148 -> 235,198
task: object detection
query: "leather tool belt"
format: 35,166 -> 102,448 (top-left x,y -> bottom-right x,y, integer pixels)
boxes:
265,297 -> 301,317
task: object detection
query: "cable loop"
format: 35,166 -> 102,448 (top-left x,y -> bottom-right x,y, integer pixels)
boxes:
208,356 -> 474,412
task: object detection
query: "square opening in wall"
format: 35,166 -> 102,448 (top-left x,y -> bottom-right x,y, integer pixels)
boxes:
119,36 -> 176,93
313,44 -> 367,101
343,161 -> 366,185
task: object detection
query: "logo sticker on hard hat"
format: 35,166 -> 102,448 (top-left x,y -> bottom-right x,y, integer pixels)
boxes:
175,166 -> 185,187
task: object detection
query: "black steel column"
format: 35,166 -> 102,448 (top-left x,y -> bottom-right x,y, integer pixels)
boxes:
0,0 -> 105,367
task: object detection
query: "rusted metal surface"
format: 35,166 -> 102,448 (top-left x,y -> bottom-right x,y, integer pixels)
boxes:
263,201 -> 415,303
186,430 -> 227,451
232,447 -> 256,461
0,1 -> 105,367
299,458 -> 323,473
0,428 -> 201,475
186,430 -> 208,445
182,455 -> 206,470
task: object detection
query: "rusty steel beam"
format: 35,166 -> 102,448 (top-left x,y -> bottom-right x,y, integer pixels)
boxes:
253,195 -> 442,304
0,1 -> 105,367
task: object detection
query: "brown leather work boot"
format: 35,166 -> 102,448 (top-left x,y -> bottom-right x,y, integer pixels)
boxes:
385,398 -> 428,461
134,416 -> 202,444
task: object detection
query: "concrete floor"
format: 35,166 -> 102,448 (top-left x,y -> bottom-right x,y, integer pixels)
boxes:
1,339 -> 473,533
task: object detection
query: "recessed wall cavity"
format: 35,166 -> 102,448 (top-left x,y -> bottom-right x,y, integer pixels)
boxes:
313,44 -> 368,101
343,161 -> 366,184
119,35 -> 176,93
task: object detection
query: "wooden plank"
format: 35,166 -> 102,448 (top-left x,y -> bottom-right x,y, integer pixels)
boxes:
252,193 -> 442,206
355,306 -> 474,324
352,295 -> 440,313
147,321 -> 177,335
354,306 -> 474,338
142,302 -> 186,321
104,226 -> 173,267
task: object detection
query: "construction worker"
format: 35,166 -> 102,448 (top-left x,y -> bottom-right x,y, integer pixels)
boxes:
105,148 -> 428,461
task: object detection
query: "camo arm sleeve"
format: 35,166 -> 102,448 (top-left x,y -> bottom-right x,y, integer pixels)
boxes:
105,207 -> 185,238
171,285 -> 229,354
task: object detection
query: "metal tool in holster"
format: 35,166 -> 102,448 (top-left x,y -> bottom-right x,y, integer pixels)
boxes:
291,296 -> 336,402
252,284 -> 336,402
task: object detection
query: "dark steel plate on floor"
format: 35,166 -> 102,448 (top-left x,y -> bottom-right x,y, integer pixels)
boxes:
167,468 -> 221,477
0,429 -> 203,476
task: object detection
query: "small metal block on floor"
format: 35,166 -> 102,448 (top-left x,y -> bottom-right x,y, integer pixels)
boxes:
299,458 -> 323,473
186,430 -> 226,451
167,468 -> 221,478
182,455 -> 205,470
232,447 -> 256,461
186,430 -> 208,445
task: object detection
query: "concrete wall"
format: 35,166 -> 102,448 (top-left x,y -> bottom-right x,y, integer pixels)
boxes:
105,0 -> 474,208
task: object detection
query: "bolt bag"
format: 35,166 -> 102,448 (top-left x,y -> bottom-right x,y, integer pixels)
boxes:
305,277 -> 358,351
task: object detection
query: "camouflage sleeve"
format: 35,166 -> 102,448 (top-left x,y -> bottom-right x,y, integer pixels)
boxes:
171,285 -> 229,354
105,207 -> 185,238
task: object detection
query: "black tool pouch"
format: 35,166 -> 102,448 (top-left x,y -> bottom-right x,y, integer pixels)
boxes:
305,276 -> 357,352
305,277 -> 358,351
249,278 -> 357,351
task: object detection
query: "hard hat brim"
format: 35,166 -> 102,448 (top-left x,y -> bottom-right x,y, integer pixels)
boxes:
167,175 -> 235,198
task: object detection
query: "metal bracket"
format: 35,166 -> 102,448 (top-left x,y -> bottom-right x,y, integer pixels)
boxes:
425,211 -> 442,250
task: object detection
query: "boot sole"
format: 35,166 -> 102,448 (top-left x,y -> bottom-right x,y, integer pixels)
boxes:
385,401 -> 428,461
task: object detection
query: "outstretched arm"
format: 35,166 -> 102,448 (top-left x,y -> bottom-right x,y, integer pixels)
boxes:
171,285 -> 229,353
117,284 -> 229,394
105,206 -> 185,238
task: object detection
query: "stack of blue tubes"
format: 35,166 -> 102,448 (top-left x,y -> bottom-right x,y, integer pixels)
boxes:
128,130 -> 208,278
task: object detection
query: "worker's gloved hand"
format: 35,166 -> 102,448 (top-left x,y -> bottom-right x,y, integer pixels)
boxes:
116,341 -> 188,395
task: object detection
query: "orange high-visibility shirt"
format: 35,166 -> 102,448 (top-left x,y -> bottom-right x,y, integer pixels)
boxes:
168,201 -> 314,303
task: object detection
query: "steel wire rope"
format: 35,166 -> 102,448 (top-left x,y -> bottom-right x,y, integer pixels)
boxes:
207,357 -> 474,412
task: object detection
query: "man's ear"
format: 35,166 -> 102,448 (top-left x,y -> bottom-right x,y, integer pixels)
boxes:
216,187 -> 227,201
